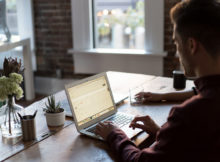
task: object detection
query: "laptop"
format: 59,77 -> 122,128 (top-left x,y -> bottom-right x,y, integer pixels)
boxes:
65,72 -> 142,140
61,88 -> 128,117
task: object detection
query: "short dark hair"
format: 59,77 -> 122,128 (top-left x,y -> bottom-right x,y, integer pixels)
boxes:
170,0 -> 220,57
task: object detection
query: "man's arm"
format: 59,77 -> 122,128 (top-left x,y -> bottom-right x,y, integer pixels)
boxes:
161,90 -> 194,101
136,89 -> 195,102
96,107 -> 186,162
106,129 -> 143,161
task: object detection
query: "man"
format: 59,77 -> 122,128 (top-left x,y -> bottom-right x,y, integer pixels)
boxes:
95,0 -> 220,161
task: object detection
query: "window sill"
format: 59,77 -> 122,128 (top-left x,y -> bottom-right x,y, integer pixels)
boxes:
68,48 -> 167,57
68,48 -> 166,75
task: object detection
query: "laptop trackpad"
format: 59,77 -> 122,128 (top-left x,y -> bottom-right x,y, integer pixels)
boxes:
121,124 -> 143,139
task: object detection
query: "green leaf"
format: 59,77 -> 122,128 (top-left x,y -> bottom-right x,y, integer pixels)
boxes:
43,95 -> 62,113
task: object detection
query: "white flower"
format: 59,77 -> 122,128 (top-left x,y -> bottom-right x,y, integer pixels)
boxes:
0,73 -> 24,101
9,73 -> 23,84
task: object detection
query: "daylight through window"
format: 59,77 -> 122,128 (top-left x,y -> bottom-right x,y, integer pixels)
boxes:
93,0 -> 145,50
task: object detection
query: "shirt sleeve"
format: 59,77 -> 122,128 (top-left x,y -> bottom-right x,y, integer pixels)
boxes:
106,128 -> 143,162
106,107 -> 186,162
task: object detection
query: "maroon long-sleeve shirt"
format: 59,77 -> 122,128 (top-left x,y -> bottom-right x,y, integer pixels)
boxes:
107,75 -> 220,162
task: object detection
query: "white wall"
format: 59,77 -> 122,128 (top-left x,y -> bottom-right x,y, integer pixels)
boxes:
35,77 -> 77,95
73,52 -> 164,75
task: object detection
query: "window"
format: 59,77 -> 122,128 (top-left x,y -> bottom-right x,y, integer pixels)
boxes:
6,0 -> 18,35
93,0 -> 145,50
0,0 -> 18,42
71,0 -> 165,75
0,0 -> 36,70
0,0 -> 34,43
72,0 -> 164,53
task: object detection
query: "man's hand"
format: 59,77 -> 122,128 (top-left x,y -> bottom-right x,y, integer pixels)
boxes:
135,92 -> 164,103
95,121 -> 119,140
129,115 -> 160,135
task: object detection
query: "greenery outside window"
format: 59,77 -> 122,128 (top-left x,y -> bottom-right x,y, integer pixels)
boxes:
93,0 -> 145,50
70,0 -> 165,75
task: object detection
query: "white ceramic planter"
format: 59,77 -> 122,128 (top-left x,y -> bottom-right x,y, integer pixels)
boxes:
45,111 -> 65,126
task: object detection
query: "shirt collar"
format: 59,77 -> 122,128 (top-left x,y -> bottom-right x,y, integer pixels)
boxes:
194,75 -> 220,92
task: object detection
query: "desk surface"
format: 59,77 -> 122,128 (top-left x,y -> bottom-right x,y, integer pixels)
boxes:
1,71 -> 194,162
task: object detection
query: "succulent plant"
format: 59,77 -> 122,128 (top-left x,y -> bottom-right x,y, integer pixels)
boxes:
43,95 -> 63,113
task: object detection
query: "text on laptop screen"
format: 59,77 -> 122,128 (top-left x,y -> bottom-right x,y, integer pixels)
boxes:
67,76 -> 114,126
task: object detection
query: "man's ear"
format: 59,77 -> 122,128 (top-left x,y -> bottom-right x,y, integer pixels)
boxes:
188,38 -> 198,55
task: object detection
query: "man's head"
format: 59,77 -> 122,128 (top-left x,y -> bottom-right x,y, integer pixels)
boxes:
170,0 -> 220,77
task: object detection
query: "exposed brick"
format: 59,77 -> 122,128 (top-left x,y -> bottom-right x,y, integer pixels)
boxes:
33,0 -> 73,78
34,0 -> 181,78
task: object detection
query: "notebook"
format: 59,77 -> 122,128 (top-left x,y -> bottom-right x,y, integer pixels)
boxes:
65,72 -> 142,140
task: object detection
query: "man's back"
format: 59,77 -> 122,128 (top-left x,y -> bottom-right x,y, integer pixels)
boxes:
106,75 -> 220,162
145,75 -> 220,161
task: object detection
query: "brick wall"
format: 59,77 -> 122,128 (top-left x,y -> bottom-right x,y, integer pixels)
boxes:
33,0 -> 181,78
33,0 -> 74,78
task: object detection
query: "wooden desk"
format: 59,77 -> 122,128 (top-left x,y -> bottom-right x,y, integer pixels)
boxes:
1,72 -> 194,162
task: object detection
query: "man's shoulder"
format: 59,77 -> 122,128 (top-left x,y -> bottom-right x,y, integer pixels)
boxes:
174,95 -> 208,111
169,94 -> 219,123
168,95 -> 209,119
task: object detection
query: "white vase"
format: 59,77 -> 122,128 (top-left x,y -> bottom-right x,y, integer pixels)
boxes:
45,110 -> 65,126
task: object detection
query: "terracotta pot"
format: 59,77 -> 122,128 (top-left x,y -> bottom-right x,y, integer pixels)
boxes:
45,110 -> 65,126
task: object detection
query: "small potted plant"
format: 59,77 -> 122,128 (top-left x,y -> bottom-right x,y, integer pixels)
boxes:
43,95 -> 65,126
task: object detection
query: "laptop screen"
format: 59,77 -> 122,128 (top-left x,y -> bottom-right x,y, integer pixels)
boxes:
66,76 -> 115,126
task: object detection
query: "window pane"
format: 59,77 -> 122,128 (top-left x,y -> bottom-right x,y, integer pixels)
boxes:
0,0 -> 18,42
6,0 -> 18,35
93,0 -> 145,49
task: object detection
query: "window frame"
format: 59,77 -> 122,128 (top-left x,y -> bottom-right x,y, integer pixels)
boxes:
70,0 -> 166,75
2,0 -> 36,70
16,0 -> 35,50
71,0 -> 164,53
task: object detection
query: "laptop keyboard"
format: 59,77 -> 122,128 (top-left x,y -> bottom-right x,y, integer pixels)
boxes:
87,114 -> 133,134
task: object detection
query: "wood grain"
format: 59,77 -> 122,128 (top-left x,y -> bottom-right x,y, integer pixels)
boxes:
1,71 -> 194,162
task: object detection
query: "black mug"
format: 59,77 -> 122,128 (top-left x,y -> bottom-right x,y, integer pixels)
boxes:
173,70 -> 186,89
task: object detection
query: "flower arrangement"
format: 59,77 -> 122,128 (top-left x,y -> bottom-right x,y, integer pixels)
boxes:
0,57 -> 24,101
0,57 -> 24,138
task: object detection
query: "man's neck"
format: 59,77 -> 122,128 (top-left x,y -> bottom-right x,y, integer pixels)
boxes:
195,54 -> 220,78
